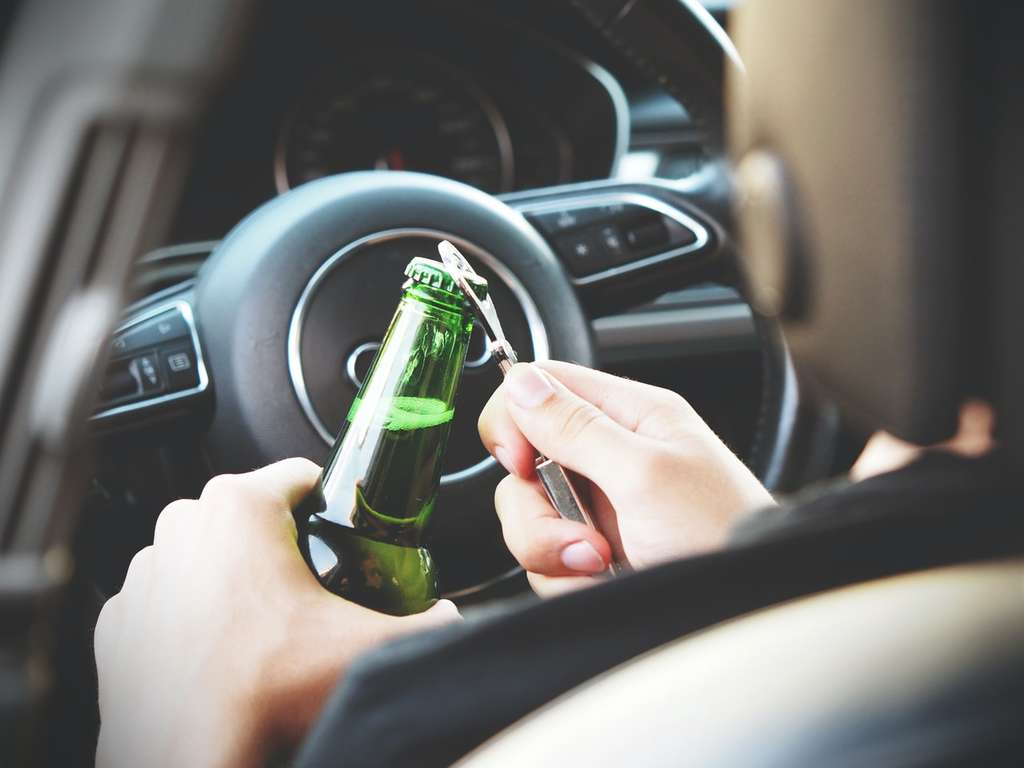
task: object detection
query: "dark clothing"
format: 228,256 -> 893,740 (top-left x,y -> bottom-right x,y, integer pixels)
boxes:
295,451 -> 1024,768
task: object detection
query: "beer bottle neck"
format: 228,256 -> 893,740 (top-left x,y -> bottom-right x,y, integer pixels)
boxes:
401,281 -> 470,318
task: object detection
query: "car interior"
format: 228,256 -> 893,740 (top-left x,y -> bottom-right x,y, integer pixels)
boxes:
0,0 -> 1021,765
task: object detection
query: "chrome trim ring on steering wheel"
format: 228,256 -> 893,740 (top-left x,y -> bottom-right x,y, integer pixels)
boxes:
287,227 -> 549,486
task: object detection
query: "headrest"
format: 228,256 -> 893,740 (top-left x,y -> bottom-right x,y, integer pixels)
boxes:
728,0 -> 1023,462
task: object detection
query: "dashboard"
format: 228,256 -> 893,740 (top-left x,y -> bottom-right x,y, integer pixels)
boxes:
87,0 -> 762,601
166,0 -> 721,245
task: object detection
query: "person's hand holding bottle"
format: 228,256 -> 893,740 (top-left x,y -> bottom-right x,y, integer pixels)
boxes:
478,361 -> 774,595
94,459 -> 459,768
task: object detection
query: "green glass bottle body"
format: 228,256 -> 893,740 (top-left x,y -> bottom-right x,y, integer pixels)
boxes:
293,257 -> 482,615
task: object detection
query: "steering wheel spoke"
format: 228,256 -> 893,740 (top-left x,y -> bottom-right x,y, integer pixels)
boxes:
90,292 -> 211,432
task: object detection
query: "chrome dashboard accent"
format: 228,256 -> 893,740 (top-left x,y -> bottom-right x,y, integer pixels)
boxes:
570,52 -> 630,178
90,299 -> 210,422
507,23 -> 629,181
286,228 -> 549,486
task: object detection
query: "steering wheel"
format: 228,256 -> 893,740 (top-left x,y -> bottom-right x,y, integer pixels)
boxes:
97,0 -> 817,598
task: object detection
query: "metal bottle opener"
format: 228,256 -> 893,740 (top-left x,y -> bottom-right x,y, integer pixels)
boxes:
438,240 -> 619,577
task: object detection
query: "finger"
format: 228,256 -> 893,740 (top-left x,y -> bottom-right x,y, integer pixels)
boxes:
494,475 -> 611,576
945,399 -> 995,457
196,460 -> 320,550
478,363 -> 668,477
500,363 -> 642,482
526,571 -> 600,598
479,362 -> 702,479
478,387 -> 539,479
534,360 -> 702,442
244,457 -> 322,508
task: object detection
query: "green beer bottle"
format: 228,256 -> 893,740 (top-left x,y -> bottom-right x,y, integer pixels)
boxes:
293,256 -> 485,615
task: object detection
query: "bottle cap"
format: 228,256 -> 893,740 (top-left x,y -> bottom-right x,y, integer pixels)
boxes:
405,256 -> 488,300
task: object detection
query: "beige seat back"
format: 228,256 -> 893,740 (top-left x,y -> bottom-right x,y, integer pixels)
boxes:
457,560 -> 1024,767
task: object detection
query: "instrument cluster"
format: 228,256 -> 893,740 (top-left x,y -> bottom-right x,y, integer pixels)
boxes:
273,41 -> 626,195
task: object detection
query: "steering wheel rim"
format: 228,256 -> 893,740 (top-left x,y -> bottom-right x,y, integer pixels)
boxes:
194,171 -> 595,594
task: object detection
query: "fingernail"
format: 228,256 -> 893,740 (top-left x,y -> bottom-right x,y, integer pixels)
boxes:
505,364 -> 555,409
560,541 -> 606,573
493,446 -> 517,477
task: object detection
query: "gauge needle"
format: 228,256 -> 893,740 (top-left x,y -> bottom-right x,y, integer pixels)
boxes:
375,148 -> 407,171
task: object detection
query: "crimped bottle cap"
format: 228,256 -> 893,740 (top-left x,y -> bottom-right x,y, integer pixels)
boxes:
404,256 -> 487,300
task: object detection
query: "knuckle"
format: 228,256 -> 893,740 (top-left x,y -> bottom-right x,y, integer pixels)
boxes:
556,401 -> 606,445
95,593 -> 118,635
655,387 -> 690,411
94,595 -> 120,659
123,545 -> 153,586
200,473 -> 263,521
493,475 -> 519,523
200,473 -> 243,502
477,392 -> 509,452
273,456 -> 320,478
290,456 -> 319,472
645,389 -> 700,435
477,399 -> 494,439
162,498 -> 193,516
153,499 -> 194,542
492,480 -> 535,563
493,493 -> 560,573
261,458 -> 321,506
628,445 -> 685,488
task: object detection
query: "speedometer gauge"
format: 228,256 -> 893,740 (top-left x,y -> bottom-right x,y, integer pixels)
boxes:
276,55 -> 514,194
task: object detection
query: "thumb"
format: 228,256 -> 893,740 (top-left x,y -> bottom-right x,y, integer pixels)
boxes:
502,363 -> 640,482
